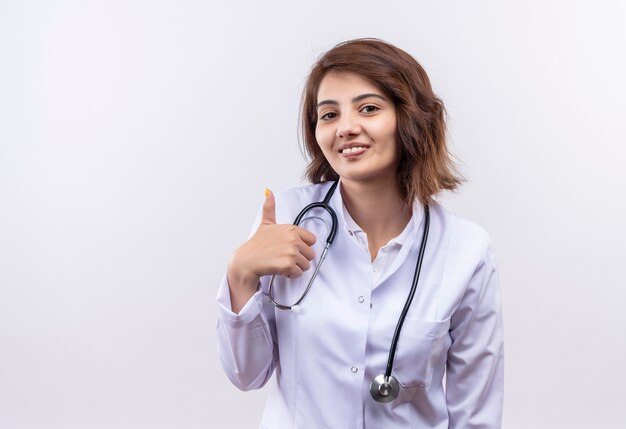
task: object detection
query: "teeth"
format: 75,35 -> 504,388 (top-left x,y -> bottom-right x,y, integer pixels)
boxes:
341,146 -> 366,154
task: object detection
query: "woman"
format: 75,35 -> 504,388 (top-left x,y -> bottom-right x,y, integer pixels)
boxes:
216,38 -> 503,428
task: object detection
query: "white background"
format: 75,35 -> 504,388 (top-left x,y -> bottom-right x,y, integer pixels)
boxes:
1,1 -> 625,428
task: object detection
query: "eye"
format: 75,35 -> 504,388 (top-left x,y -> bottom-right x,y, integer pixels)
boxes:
360,104 -> 380,114
319,111 -> 338,121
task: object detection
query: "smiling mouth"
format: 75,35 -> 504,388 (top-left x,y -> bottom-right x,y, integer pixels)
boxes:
340,146 -> 368,154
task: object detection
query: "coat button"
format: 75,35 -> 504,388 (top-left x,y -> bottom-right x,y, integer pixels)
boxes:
351,366 -> 358,373
358,296 -> 365,303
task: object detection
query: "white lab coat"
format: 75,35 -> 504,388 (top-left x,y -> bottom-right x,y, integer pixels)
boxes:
216,181 -> 504,429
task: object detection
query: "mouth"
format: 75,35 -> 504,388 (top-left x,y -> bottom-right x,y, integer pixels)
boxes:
338,143 -> 370,156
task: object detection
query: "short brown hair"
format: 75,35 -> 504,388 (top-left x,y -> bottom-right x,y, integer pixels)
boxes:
300,38 -> 462,205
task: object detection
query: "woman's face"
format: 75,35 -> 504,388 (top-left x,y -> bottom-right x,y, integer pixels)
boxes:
315,71 -> 398,187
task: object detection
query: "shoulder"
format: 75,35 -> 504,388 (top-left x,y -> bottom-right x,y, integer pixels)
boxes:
429,202 -> 493,266
272,182 -> 335,224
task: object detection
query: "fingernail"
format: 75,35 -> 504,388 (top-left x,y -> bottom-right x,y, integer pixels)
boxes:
264,187 -> 270,198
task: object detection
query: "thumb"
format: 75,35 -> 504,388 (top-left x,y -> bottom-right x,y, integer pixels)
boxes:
261,187 -> 276,225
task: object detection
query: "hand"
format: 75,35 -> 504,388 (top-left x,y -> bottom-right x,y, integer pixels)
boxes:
227,189 -> 317,312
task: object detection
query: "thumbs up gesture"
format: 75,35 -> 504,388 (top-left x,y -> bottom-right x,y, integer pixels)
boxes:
227,188 -> 317,313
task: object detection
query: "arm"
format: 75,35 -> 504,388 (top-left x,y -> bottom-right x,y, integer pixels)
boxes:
216,277 -> 278,391
216,189 -> 316,390
446,243 -> 504,429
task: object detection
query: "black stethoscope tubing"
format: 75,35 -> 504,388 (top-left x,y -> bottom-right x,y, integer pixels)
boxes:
267,181 -> 338,311
267,181 -> 430,403
372,202 -> 430,403
385,201 -> 430,376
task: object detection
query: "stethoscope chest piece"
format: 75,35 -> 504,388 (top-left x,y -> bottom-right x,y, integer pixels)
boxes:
370,374 -> 400,403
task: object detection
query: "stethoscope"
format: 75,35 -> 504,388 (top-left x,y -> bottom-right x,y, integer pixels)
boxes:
266,181 -> 430,404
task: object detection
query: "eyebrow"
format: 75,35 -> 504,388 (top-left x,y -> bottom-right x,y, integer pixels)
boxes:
316,93 -> 387,109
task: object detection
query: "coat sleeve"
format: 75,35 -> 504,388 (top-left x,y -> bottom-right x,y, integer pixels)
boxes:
216,275 -> 278,391
215,206 -> 279,391
446,242 -> 504,428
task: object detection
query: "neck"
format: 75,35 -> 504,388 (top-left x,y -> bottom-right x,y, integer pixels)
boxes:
340,178 -> 412,261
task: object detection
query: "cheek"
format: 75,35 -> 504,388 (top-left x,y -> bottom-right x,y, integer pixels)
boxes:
382,123 -> 398,149
315,127 -> 333,151
369,115 -> 397,141
379,124 -> 398,159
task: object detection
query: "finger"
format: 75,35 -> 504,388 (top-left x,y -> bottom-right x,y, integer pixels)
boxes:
261,188 -> 276,225
296,227 -> 317,246
279,253 -> 310,278
284,264 -> 304,279
294,253 -> 312,272
297,242 -> 316,261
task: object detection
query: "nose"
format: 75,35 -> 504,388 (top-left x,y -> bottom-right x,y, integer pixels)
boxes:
336,113 -> 361,138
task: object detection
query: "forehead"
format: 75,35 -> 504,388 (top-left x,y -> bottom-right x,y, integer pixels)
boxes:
317,71 -> 385,101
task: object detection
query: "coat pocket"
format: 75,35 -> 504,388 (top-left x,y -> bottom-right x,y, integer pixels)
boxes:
391,317 -> 450,388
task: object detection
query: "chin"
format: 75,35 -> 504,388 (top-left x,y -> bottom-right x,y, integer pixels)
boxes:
338,172 -> 393,184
